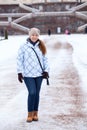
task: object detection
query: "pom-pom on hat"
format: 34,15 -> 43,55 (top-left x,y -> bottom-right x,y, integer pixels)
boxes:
29,28 -> 40,37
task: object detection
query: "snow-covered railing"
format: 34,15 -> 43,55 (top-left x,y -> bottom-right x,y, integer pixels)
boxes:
78,23 -> 87,32
68,2 -> 87,12
11,22 -> 29,33
19,3 -> 40,12
75,12 -> 87,21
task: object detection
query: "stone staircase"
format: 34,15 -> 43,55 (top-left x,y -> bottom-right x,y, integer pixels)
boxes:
0,2 -> 87,33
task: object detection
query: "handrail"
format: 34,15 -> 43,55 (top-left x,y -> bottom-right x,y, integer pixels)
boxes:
19,3 -> 40,12
78,23 -> 87,32
68,2 -> 87,12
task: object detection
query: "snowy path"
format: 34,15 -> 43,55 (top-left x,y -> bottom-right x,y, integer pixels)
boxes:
0,35 -> 87,130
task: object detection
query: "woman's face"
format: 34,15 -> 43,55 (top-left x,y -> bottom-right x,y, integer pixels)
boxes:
30,34 -> 39,42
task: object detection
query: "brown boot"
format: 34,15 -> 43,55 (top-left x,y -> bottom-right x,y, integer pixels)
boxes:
33,111 -> 38,121
26,112 -> 33,122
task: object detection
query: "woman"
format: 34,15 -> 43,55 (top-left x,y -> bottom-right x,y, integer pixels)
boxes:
17,27 -> 49,122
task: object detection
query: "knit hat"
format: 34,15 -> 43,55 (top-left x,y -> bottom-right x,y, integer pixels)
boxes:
29,28 -> 40,37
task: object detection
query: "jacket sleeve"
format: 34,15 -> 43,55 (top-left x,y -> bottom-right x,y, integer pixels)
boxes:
17,46 -> 24,74
43,54 -> 50,73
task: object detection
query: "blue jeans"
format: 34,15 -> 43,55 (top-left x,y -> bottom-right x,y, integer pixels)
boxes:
24,77 -> 43,112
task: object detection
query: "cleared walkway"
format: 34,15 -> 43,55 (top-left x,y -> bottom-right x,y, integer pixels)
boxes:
0,35 -> 86,130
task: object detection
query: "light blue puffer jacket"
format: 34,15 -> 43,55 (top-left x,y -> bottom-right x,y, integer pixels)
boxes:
17,39 -> 49,77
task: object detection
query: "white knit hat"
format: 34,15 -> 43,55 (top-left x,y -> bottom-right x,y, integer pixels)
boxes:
29,27 -> 40,36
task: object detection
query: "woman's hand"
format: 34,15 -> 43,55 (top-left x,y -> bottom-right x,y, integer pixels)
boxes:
18,73 -> 23,83
42,71 -> 49,79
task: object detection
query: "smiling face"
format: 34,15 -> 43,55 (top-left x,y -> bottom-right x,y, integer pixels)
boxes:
30,33 -> 39,42
29,28 -> 40,42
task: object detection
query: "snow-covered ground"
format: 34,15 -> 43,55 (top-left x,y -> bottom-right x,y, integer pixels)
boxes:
0,34 -> 87,130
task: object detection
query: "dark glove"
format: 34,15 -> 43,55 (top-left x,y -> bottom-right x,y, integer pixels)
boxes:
18,73 -> 23,83
42,71 -> 49,79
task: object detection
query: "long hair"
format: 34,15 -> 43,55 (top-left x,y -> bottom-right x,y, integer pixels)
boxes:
38,39 -> 47,55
